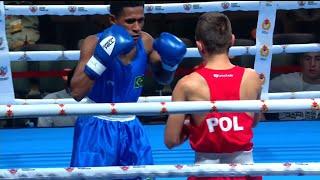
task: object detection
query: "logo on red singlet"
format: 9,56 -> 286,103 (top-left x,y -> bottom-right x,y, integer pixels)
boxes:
206,116 -> 244,132
213,74 -> 234,78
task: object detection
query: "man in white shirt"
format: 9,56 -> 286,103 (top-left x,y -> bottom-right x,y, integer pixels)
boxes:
269,52 -> 320,120
37,69 -> 77,127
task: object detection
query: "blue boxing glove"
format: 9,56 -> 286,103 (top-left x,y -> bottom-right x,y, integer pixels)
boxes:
153,32 -> 187,71
84,24 -> 134,80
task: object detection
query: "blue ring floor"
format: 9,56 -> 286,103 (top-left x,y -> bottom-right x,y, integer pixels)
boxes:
1,120 -> 320,179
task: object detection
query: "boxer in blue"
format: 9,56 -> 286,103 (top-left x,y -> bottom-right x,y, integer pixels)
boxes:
69,1 -> 186,168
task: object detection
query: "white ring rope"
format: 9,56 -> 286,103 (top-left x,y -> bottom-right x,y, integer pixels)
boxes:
9,44 -> 320,61
12,91 -> 320,105
4,1 -> 320,16
1,99 -> 319,118
1,163 -> 320,179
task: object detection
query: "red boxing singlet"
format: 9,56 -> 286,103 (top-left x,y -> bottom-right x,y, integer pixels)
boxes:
189,66 -> 254,153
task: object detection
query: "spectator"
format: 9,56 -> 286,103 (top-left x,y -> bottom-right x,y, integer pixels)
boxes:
37,68 -> 77,127
269,52 -> 320,120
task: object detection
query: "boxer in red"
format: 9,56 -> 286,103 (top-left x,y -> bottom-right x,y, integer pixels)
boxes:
164,12 -> 264,180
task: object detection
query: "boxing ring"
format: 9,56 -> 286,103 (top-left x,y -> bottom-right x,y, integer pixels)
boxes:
1,121 -> 320,180
0,1 -> 320,179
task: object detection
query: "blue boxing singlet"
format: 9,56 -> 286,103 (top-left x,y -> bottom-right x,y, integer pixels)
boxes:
87,33 -> 147,103
70,33 -> 154,169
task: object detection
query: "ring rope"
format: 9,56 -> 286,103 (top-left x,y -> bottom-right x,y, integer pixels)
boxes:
4,1 -> 320,16
9,44 -> 320,61
1,99 -> 319,118
1,163 -> 320,179
1,2 -> 320,179
12,91 -> 320,105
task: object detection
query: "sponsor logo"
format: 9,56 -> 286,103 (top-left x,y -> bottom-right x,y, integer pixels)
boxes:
221,2 -> 230,9
262,18 -> 271,31
77,7 -> 87,12
29,5 -> 38,13
134,76 -> 144,88
155,6 -> 164,11
192,4 -> 201,10
39,6 -> 48,12
68,6 -> 77,13
100,36 -> 115,56
260,45 -> 269,57
213,74 -> 234,78
0,66 -> 8,77
230,2 -> 241,8
183,4 -> 192,11
307,1 -> 317,5
0,37 -> 4,50
146,5 -> 153,12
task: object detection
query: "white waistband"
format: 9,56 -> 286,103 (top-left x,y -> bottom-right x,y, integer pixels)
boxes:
86,97 -> 136,122
195,149 -> 253,164
94,115 -> 136,122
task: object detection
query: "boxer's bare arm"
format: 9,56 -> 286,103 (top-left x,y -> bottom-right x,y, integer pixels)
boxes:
241,68 -> 265,126
71,35 -> 97,101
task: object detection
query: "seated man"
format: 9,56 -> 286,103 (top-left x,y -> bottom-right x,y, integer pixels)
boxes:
269,52 -> 320,120
37,68 -> 77,127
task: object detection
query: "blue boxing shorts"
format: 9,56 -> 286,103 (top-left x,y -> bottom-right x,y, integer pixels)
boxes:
70,115 -> 154,167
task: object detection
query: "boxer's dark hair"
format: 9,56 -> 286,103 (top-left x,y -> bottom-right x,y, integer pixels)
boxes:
109,1 -> 145,17
195,12 -> 232,55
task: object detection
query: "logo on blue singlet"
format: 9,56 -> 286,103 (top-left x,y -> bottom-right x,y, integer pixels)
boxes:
134,76 -> 144,88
